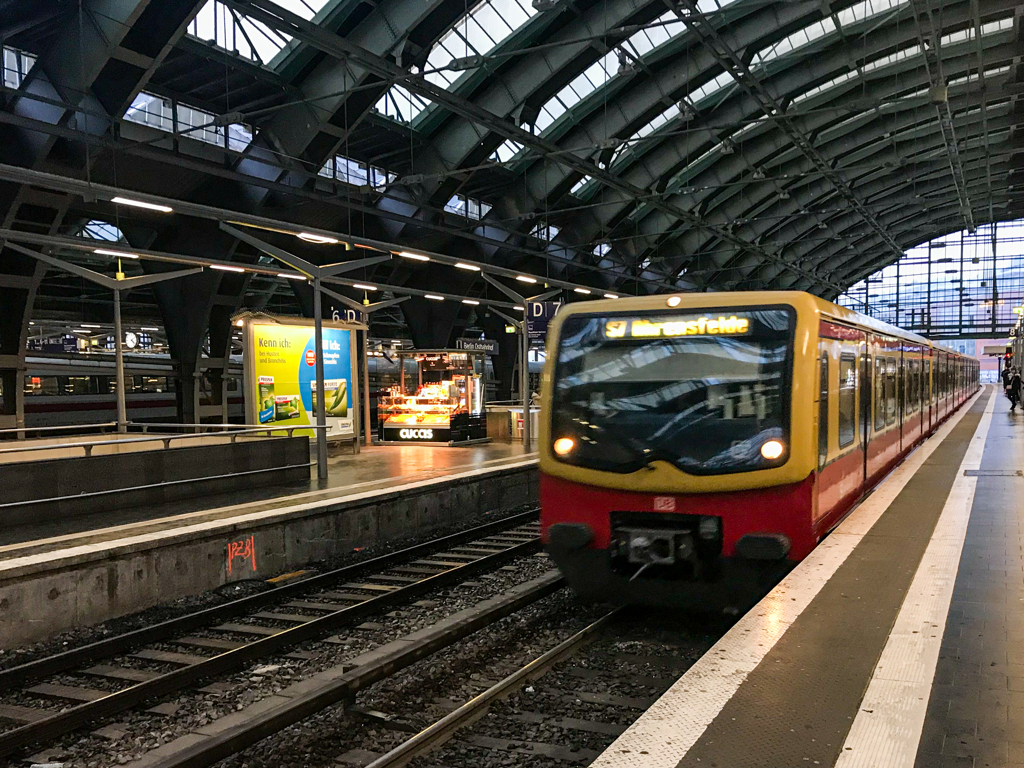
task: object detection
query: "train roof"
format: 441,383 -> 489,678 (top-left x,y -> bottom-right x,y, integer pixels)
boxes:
554,290 -> 948,351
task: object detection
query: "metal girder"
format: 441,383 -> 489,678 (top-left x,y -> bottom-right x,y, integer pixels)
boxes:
909,0 -> 976,233
4,242 -> 203,290
761,115 -> 1011,281
385,0 -> 666,215
659,0 -> 896,265
626,59 -> 1012,279
225,0 -> 847,295
503,0 -> 1012,280
704,99 -> 1012,279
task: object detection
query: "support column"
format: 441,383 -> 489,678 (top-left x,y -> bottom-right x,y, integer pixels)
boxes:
362,327 -> 371,446
520,314 -> 531,451
114,289 -> 127,432
313,277 -> 328,481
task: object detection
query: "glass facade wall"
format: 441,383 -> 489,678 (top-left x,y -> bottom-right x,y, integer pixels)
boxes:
837,220 -> 1024,338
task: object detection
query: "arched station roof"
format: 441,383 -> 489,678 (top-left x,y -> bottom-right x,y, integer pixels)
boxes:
0,0 -> 1019,355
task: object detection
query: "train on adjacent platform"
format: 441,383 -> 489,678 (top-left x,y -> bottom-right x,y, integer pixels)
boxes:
539,291 -> 979,609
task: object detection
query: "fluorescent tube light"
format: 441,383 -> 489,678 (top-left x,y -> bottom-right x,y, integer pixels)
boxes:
455,262 -> 481,271
111,196 -> 173,213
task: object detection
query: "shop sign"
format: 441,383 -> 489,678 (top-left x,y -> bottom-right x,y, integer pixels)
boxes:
247,321 -> 355,438
456,338 -> 498,354
384,424 -> 450,442
526,301 -> 562,340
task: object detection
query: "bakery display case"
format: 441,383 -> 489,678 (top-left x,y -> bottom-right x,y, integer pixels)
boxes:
377,350 -> 489,444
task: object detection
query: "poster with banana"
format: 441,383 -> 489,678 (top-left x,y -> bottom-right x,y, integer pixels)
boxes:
248,322 -> 355,437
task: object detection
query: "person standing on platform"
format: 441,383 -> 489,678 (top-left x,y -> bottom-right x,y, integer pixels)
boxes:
1010,367 -> 1022,411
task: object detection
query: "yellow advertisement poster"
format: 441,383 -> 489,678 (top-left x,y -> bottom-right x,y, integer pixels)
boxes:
247,322 -> 354,437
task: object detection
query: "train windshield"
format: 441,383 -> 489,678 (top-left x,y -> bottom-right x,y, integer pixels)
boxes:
550,307 -> 795,475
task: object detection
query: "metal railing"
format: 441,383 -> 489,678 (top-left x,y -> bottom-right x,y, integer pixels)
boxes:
0,425 -> 323,459
0,422 -> 118,438
126,421 -> 328,435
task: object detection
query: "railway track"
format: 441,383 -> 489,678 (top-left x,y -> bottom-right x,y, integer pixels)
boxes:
359,608 -> 718,768
140,605 -> 720,768
0,511 -> 543,760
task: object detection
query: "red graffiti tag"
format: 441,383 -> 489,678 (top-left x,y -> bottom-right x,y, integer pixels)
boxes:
227,535 -> 257,574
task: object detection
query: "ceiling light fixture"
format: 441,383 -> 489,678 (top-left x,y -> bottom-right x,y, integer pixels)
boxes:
297,232 -> 340,244
353,283 -> 377,291
81,324 -> 102,329
425,294 -> 445,301
574,287 -> 592,295
455,262 -> 481,271
516,275 -> 537,284
110,196 -> 173,213
462,299 -> 480,305
399,251 -> 430,262
94,248 -> 140,259
514,305 -> 525,311
278,272 -> 304,280
604,293 -> 619,299
211,264 -> 245,273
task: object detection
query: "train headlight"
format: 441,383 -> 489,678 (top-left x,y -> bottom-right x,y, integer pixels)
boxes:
760,439 -> 785,460
553,437 -> 575,456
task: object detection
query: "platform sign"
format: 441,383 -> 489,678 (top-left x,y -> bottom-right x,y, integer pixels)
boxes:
456,338 -> 498,354
526,301 -> 562,340
244,319 -> 359,438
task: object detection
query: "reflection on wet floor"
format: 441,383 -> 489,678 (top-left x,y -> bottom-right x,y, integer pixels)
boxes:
0,442 -> 535,549
323,443 -> 530,488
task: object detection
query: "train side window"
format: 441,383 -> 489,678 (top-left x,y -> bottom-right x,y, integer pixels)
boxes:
886,357 -> 897,425
818,354 -> 829,470
925,360 -> 931,402
874,356 -> 885,431
839,353 -> 857,448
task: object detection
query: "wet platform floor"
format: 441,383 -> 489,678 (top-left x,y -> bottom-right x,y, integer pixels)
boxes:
0,441 -> 534,553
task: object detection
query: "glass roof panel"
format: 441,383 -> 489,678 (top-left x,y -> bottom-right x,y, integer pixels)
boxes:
188,0 -> 333,66
536,12 -> 689,135
375,0 -> 537,123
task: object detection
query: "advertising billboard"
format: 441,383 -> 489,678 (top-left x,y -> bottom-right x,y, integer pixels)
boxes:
244,319 -> 359,438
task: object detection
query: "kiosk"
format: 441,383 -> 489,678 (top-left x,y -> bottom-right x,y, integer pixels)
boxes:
377,349 -> 489,445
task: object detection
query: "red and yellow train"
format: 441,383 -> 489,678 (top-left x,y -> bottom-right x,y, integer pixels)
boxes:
539,291 -> 978,608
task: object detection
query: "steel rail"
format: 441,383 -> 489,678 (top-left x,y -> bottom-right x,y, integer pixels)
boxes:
0,510 -> 537,689
363,609 -> 621,768
147,571 -> 566,768
0,532 -> 540,757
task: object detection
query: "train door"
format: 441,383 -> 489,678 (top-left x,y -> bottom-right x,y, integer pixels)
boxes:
924,357 -> 932,432
897,347 -> 905,453
860,341 -> 872,484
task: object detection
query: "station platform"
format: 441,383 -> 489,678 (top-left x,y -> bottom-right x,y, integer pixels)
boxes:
0,442 -> 536,648
594,385 -> 1019,768
0,441 -> 531,551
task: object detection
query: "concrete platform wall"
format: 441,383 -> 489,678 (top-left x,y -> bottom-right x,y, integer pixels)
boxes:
0,460 -> 538,648
0,438 -> 311,525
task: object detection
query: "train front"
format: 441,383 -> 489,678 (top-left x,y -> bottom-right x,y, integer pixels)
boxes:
539,293 -> 817,610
